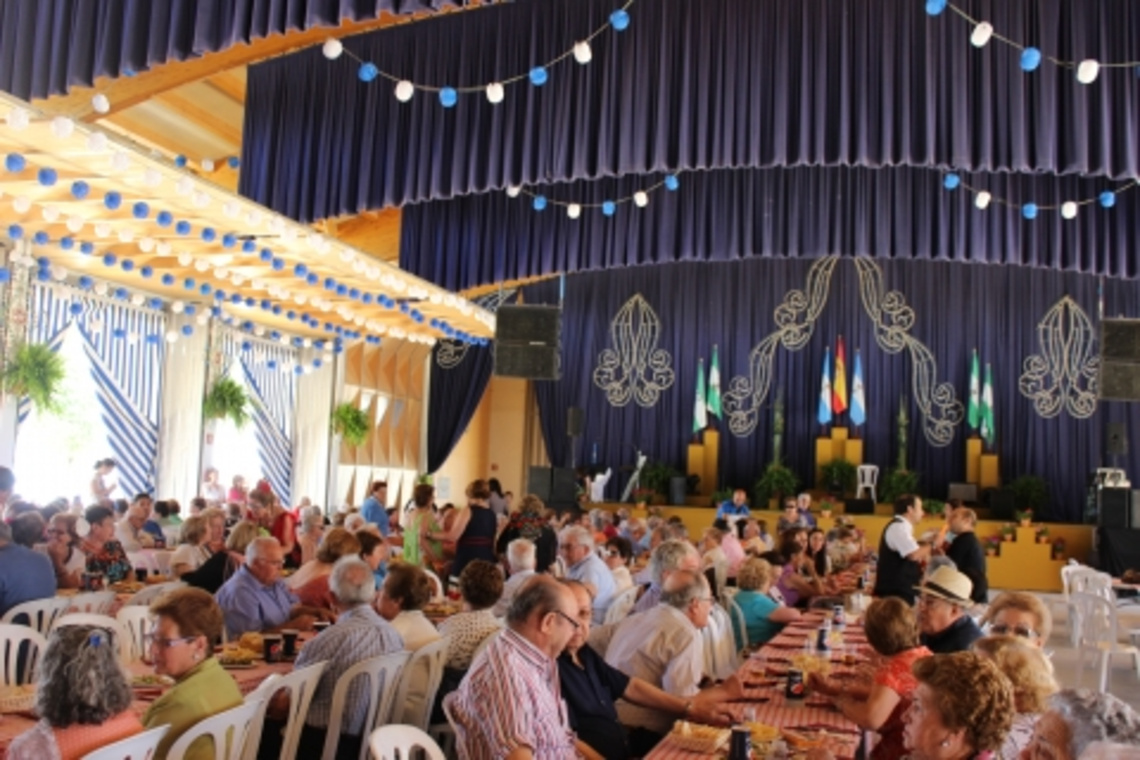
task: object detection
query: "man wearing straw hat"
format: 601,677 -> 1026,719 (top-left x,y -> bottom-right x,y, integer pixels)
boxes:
915,565 -> 984,654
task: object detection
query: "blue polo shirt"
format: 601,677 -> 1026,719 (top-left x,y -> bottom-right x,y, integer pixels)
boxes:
360,496 -> 389,537
557,644 -> 631,760
215,565 -> 299,637
715,501 -> 750,520
0,543 -> 56,617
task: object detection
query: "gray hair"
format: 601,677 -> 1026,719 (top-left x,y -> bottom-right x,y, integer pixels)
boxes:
507,538 -> 537,572
660,570 -> 709,609
588,509 -> 608,531
506,575 -> 567,629
37,624 -> 133,726
343,513 -> 366,533
667,523 -> 689,541
646,515 -> 664,531
560,525 -> 595,552
649,539 -> 699,586
1051,689 -> 1140,758
245,535 -> 281,562
328,556 -> 376,606
298,506 -> 324,535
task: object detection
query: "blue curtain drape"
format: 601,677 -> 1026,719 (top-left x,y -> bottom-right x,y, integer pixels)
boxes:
241,0 -> 1140,219
0,0 -> 471,100
400,165 -> 1140,291
523,257 -> 1140,522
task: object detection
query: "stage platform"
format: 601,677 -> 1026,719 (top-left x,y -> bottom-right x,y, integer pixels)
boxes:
597,502 -> 1095,593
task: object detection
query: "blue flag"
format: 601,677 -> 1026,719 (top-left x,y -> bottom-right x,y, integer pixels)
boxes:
818,348 -> 833,426
850,349 -> 866,427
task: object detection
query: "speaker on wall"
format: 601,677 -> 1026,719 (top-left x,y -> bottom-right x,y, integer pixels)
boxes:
494,343 -> 560,380
1107,422 -> 1129,456
527,466 -> 552,502
550,467 -> 578,508
1100,319 -> 1140,401
567,407 -> 584,437
494,305 -> 562,380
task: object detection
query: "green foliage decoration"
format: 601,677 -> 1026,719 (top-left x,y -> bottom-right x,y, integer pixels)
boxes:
754,463 -> 799,508
203,375 -> 249,428
3,342 -> 65,415
332,402 -> 370,447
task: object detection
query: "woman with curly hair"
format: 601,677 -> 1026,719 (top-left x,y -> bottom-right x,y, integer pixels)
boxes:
972,635 -> 1058,758
438,560 -> 504,669
376,562 -> 441,652
1022,689 -> 1140,759
903,651 -> 1014,760
8,624 -> 142,759
495,493 -> 558,573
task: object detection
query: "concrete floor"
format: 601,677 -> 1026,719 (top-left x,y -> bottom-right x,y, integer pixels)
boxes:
1036,594 -> 1140,706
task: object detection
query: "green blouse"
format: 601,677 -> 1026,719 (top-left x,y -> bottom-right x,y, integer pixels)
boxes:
143,657 -> 243,760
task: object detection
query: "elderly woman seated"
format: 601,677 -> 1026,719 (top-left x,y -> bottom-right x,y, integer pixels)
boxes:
295,505 -> 325,565
981,590 -> 1053,648
287,527 -> 362,610
169,515 -> 211,578
376,562 -> 442,651
810,597 -> 932,759
730,558 -> 801,649
903,651 -> 1014,760
438,560 -> 504,670
972,635 -> 1058,758
1021,689 -> 1140,760
8,624 -> 143,759
605,536 -> 635,593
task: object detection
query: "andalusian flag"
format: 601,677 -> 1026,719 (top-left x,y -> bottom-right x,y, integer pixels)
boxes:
818,348 -> 833,426
832,336 -> 849,415
693,358 -> 708,434
980,363 -> 995,448
967,349 -> 981,431
850,349 -> 866,427
707,346 -> 722,419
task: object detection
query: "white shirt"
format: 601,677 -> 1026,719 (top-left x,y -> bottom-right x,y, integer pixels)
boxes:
604,604 -> 703,734
589,469 -> 613,502
883,517 -> 919,558
611,566 -> 633,594
115,520 -> 153,553
494,568 -> 536,618
170,543 -> 210,574
390,610 -> 442,652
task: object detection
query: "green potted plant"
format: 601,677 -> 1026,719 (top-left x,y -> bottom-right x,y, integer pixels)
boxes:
1016,508 -> 1034,527
710,488 -> 733,509
1010,475 -> 1048,514
2,342 -> 65,414
640,460 -> 678,501
880,468 -> 919,506
332,402 -> 369,447
632,487 -> 656,509
1035,525 -> 1050,544
1000,523 -> 1016,542
202,375 -> 249,428
754,463 -> 799,509
984,535 -> 1001,557
1051,536 -> 1066,560
820,458 -> 857,497
819,497 -> 839,519
924,499 -> 946,518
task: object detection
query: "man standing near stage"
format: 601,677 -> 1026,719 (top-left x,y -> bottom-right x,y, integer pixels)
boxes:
872,494 -> 931,605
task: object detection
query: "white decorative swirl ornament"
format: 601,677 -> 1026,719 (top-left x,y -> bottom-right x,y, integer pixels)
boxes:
592,294 -> 675,408
1018,296 -> 1099,419
436,289 -> 516,370
854,258 -> 964,446
723,256 -> 839,436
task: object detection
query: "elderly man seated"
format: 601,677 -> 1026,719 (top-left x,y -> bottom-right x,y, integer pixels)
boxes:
261,555 -> 404,760
215,536 -> 330,638
604,570 -> 743,752
633,539 -> 701,614
560,525 -> 616,623
916,565 -> 983,654
494,538 -> 537,617
116,498 -> 157,552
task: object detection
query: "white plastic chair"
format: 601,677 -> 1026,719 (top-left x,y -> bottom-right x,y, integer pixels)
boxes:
244,673 -> 283,760
124,581 -> 186,608
1068,592 -> 1140,692
52,613 -> 132,663
166,696 -> 266,760
80,724 -> 170,760
151,550 -> 174,577
68,590 -> 118,615
603,585 -> 639,626
368,725 -> 446,760
856,465 -> 879,503
116,606 -> 156,662
1,596 -> 72,636
251,661 -> 328,760
728,598 -> 749,651
701,604 -> 738,681
321,651 -> 411,760
422,569 -> 444,602
127,551 -> 160,575
0,623 -> 47,685
390,639 -> 447,730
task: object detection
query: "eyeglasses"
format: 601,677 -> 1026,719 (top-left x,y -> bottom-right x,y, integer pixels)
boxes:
145,632 -> 197,649
551,609 -> 581,630
254,558 -> 285,568
989,623 -> 1038,639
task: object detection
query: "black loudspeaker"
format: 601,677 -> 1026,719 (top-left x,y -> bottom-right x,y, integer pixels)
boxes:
1100,319 -> 1140,401
985,488 -> 1017,520
669,476 -> 687,506
550,467 -> 578,508
947,483 -> 978,504
494,305 -> 562,380
845,498 -> 874,515
1107,422 -> 1129,456
494,343 -> 560,380
567,407 -> 584,437
527,466 -> 552,502
1099,488 -> 1132,528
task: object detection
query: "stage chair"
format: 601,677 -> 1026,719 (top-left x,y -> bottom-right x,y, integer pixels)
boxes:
166,696 -> 266,760
0,623 -> 47,685
80,724 -> 169,760
320,651 -> 410,760
856,465 -> 879,504
52,613 -> 132,663
1,597 -> 72,637
368,724 -> 446,760
1068,592 -> 1140,693
390,639 -> 447,731
603,586 -> 639,626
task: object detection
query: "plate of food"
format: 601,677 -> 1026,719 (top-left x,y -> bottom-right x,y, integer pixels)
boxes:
110,580 -> 145,594
744,721 -> 781,744
217,646 -> 259,668
668,721 -> 730,753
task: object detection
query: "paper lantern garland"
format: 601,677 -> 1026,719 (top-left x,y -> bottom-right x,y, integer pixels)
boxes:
941,171 -> 1137,219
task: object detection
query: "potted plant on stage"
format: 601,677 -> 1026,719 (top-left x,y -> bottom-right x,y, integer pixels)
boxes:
820,458 -> 857,498
1035,525 -> 1050,544
1000,523 -> 1016,542
202,375 -> 249,428
1016,509 -> 1034,528
1011,475 -> 1048,520
332,401 -> 369,447
984,535 -> 1001,557
924,499 -> 946,519
1051,536 -> 1066,560
2,341 -> 65,414
632,487 -> 655,511
711,488 -> 733,510
880,468 -> 919,506
754,463 -> 799,510
819,498 -> 839,520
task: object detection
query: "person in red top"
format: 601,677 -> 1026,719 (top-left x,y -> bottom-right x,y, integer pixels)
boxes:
249,488 -> 299,567
809,597 -> 933,760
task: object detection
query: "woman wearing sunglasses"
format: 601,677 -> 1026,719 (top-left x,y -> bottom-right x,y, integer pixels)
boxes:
980,591 -> 1052,648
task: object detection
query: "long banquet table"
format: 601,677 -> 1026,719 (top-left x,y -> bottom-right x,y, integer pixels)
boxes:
647,609 -> 870,759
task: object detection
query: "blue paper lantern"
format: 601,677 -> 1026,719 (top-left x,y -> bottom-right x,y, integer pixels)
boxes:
201,227 -> 216,242
529,67 -> 549,86
241,341 -> 252,352
78,275 -> 93,289
362,294 -> 373,305
399,301 -> 410,313
231,293 -> 242,304
267,359 -> 278,370
244,297 -> 255,307
211,306 -> 222,316
102,253 -> 117,267
294,366 -> 304,375
121,259 -> 134,272
104,191 -> 122,210
4,154 -> 25,172
358,63 -> 379,82
71,180 -> 89,199
222,233 -> 236,248
336,284 -> 347,296
306,273 -> 319,285
324,277 -> 336,290
242,240 -> 256,253
59,237 -> 74,250
69,302 -> 83,315
1022,203 -> 1039,219
439,87 -> 458,108
602,201 -> 616,216
37,256 -> 49,268
140,265 -> 153,278
286,310 -> 296,320
6,224 -> 22,240
294,263 -> 308,277
533,195 -> 547,211
33,231 -> 49,245
199,283 -> 212,296
259,249 -> 273,263
36,268 -> 49,281
162,273 -> 175,286
112,328 -> 127,339
610,9 -> 631,30
175,220 -> 191,235
183,278 -> 195,290
228,156 -> 240,169
313,358 -> 323,368
259,299 -> 271,310
665,175 -> 680,191
1100,191 -> 1117,208
943,173 -> 961,190
37,167 -> 57,186
132,201 -> 149,219
185,304 -> 196,315
214,291 -> 226,301
271,258 -> 284,271
925,0 -> 947,15
1021,47 -> 1043,71
271,305 -> 281,315
114,287 -> 128,300
174,155 -> 187,167
146,333 -> 161,345
80,242 -> 94,255
149,297 -> 163,309
156,211 -> 173,227
349,288 -> 360,299
181,325 -> 193,336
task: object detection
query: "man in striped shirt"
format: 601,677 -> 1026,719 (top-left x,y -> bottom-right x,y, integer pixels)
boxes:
446,575 -> 583,760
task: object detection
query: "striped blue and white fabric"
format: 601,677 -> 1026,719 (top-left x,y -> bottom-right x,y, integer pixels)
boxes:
218,329 -> 297,505
22,284 -> 165,497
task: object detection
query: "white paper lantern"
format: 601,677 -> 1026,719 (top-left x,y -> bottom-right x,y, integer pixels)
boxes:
110,151 -> 131,173
193,191 -> 210,208
91,94 -> 111,114
156,241 -> 172,256
294,294 -> 308,306
165,330 -> 179,343
12,195 -> 31,213
1061,201 -> 1079,219
232,274 -> 245,286
176,177 -> 193,196
41,205 -> 60,222
245,209 -> 262,226
51,265 -> 67,281
302,338 -> 313,348
567,203 -> 582,219
171,301 -> 185,314
5,107 -> 29,130
126,331 -> 139,344
486,83 -> 505,104
394,80 -> 415,102
214,267 -> 229,279
131,294 -> 146,306
143,168 -> 162,187
196,313 -> 210,326
194,259 -> 210,272
86,132 -> 109,152
138,237 -> 156,253
322,39 -> 344,60
94,282 -> 109,296
200,159 -> 215,172
254,326 -> 266,337
573,41 -> 593,64
51,116 -> 75,139
117,229 -> 134,243
633,191 -> 649,207
1077,59 -> 1100,84
177,252 -> 193,266
974,191 -> 992,210
970,22 -> 994,47
66,215 -> 84,233
223,201 -> 240,218
94,222 -> 112,238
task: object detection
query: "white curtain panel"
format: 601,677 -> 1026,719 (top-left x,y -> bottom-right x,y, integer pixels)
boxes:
155,316 -> 207,501
293,351 -> 336,511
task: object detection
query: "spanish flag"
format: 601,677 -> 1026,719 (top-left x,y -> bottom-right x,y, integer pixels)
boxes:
832,336 -> 849,414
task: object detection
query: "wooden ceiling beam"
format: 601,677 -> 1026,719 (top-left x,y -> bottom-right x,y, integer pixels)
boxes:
151,91 -> 243,147
205,71 -> 247,105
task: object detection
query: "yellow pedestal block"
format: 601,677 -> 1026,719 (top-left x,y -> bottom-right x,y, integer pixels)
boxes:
816,438 -> 833,486
985,527 -> 1065,592
844,439 -> 864,468
980,454 -> 1001,491
966,437 -> 982,485
703,430 -> 719,495
687,443 -> 706,494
